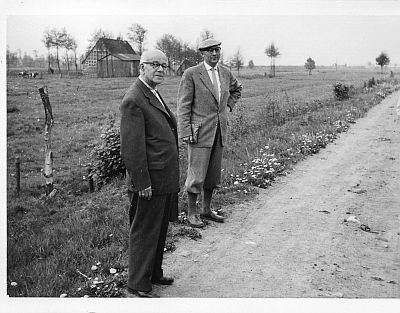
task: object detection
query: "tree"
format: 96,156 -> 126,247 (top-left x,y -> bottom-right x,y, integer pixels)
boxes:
248,60 -> 254,69
70,38 -> 79,73
156,34 -> 183,74
59,28 -> 72,72
264,43 -> 280,77
230,48 -> 244,77
127,23 -> 147,55
6,46 -> 19,67
200,29 -> 214,41
42,29 -> 53,73
48,28 -> 63,75
376,52 -> 390,74
86,28 -> 114,54
304,57 -> 316,75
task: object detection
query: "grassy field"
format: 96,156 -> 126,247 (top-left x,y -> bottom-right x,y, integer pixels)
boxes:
6,65 -> 400,297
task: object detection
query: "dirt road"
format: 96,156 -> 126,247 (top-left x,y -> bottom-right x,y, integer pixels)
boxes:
158,92 -> 400,298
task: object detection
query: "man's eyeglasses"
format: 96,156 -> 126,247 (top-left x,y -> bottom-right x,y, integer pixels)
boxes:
143,62 -> 168,70
204,47 -> 221,53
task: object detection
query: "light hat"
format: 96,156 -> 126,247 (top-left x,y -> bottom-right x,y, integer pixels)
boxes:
198,39 -> 221,51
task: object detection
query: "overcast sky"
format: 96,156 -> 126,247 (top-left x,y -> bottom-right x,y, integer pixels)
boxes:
3,0 -> 400,66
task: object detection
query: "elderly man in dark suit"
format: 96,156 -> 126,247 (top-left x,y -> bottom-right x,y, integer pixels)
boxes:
120,50 -> 179,298
177,39 -> 242,228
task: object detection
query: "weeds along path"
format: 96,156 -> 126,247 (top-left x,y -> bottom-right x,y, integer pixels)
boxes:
158,91 -> 400,298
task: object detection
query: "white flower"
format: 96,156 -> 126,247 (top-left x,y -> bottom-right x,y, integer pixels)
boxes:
11,282 -> 18,287
91,265 -> 98,271
60,293 -> 68,298
109,268 -> 117,274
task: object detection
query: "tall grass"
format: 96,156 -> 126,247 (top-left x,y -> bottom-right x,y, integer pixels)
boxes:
6,68 -> 399,297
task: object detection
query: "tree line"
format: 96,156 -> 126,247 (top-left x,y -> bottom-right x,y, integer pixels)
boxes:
7,22 -> 392,77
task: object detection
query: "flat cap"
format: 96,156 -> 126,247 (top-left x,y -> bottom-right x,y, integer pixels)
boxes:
140,49 -> 168,64
198,38 -> 221,51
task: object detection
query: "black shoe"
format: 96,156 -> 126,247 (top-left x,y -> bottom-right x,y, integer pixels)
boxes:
200,211 -> 225,223
152,276 -> 174,285
127,288 -> 160,298
187,214 -> 205,228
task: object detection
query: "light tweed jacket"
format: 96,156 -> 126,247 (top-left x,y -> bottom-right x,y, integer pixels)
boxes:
177,63 -> 242,148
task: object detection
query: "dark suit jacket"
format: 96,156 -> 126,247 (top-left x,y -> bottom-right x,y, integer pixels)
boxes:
177,63 -> 242,148
120,78 -> 180,218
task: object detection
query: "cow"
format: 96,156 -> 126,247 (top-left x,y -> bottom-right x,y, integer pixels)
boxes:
18,71 -> 29,78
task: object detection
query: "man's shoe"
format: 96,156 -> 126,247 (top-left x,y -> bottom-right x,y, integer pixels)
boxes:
187,214 -> 205,228
127,288 -> 160,298
200,211 -> 225,223
151,276 -> 174,285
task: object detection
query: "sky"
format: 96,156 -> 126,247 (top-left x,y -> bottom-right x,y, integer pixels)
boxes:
2,0 -> 400,66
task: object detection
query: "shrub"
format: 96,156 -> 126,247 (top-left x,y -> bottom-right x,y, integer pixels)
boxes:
333,82 -> 350,100
89,118 -> 125,188
367,77 -> 376,88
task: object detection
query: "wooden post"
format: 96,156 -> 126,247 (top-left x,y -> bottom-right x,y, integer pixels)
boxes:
15,157 -> 20,195
38,87 -> 54,196
87,168 -> 94,193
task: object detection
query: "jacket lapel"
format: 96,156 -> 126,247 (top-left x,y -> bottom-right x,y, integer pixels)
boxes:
218,66 -> 228,105
199,63 -> 219,104
136,79 -> 171,118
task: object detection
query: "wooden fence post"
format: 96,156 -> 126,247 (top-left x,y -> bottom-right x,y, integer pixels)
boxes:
38,86 -> 54,196
87,168 -> 94,193
15,157 -> 20,195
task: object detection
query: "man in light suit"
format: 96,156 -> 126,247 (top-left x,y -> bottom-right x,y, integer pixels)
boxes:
177,39 -> 242,228
120,50 -> 179,297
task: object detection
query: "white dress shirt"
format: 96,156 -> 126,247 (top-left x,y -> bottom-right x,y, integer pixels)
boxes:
203,61 -> 221,102
139,76 -> 168,113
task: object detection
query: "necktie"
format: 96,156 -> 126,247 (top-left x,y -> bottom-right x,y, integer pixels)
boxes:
211,68 -> 219,103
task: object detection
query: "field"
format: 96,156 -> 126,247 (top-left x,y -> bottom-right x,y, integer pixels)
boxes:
6,65 -> 400,297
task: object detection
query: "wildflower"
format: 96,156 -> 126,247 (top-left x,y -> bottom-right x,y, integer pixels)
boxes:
109,268 -> 117,274
91,265 -> 98,271
10,282 -> 17,287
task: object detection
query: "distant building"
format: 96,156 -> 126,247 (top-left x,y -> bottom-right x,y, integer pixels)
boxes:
81,38 -> 140,77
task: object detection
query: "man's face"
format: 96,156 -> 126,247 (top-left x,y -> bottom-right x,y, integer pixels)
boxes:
202,46 -> 221,67
140,59 -> 168,88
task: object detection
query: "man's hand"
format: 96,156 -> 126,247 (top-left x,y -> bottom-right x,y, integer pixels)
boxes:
182,135 -> 193,144
138,186 -> 152,200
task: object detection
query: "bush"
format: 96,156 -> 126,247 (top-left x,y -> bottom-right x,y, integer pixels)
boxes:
333,82 -> 350,100
367,77 -> 376,88
89,118 -> 125,188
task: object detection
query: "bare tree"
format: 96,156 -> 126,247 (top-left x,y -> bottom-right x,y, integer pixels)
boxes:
70,38 -> 78,73
264,43 -> 280,77
48,28 -> 63,75
376,52 -> 390,74
127,23 -> 147,55
230,48 -> 244,77
42,30 -> 53,73
200,29 -> 214,41
305,57 -> 316,75
86,28 -> 114,53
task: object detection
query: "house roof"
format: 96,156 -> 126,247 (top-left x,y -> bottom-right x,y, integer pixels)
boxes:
82,38 -> 139,63
98,53 -> 141,61
98,38 -> 136,54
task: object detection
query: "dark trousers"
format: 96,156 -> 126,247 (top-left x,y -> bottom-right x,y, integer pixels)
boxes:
127,192 -> 171,292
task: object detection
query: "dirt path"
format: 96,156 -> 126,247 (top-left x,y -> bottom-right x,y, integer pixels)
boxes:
158,92 -> 400,298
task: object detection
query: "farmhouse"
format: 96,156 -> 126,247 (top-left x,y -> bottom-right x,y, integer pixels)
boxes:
82,38 -> 140,77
